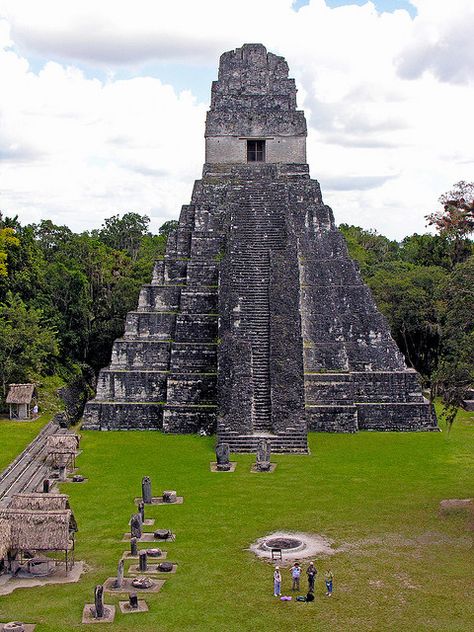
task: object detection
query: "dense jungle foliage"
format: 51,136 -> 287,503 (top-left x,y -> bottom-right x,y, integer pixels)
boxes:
0,191 -> 472,422
0,212 -> 177,408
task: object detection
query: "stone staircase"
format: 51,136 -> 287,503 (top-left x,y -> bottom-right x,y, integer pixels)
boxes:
218,431 -> 309,454
229,183 -> 286,434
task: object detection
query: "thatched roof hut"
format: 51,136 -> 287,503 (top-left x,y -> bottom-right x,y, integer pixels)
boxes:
46,434 -> 80,451
0,509 -> 76,552
9,493 -> 70,511
0,518 -> 12,559
46,434 -> 80,468
6,384 -> 36,404
8,494 -> 78,533
6,384 -> 37,420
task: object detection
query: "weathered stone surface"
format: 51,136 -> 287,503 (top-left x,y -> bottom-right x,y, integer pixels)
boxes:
215,443 -> 231,470
142,477 -> 152,504
138,551 -> 147,572
114,559 -> 124,589
94,585 -> 104,618
83,43 -> 436,443
162,490 -> 177,504
130,514 -> 142,539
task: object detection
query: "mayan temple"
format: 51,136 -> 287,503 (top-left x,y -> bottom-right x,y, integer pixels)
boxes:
83,44 -> 437,451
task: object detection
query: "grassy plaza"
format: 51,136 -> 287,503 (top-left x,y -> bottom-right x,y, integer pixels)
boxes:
0,406 -> 472,631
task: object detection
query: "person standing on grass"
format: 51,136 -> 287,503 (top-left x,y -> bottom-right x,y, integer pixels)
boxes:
291,562 -> 301,591
325,569 -> 333,596
273,566 -> 282,597
306,561 -> 317,593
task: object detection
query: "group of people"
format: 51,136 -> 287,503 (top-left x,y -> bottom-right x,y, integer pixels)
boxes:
273,562 -> 333,598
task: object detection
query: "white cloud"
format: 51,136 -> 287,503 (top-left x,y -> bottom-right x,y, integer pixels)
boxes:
0,0 -> 473,238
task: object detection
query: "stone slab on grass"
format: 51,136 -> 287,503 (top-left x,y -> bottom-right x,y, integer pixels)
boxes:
128,519 -> 155,526
250,463 -> 277,473
0,562 -> 84,596
210,462 -> 237,472
118,601 -> 149,614
81,605 -> 115,624
122,550 -> 167,560
103,577 -> 165,594
128,563 -> 177,575
134,496 -> 183,505
122,533 -> 163,543
1,625 -> 36,631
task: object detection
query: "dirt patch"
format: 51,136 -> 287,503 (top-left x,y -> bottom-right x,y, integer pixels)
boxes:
0,562 -> 84,596
249,531 -> 335,563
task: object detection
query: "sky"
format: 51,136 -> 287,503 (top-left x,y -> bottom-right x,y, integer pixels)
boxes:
0,0 -> 473,239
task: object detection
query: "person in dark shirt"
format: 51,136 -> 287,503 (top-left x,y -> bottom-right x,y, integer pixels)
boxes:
306,561 -> 317,593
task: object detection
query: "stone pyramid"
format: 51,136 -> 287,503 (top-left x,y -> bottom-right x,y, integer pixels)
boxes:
83,44 -> 437,451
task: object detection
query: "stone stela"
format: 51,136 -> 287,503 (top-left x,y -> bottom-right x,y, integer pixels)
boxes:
83,43 -> 437,451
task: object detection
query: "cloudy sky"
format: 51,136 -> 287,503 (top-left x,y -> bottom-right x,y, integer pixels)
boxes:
0,0 -> 473,239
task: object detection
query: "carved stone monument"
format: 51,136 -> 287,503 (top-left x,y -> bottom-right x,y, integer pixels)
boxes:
138,501 -> 145,522
130,537 -> 138,556
215,443 -> 231,471
114,559 -> 124,590
129,593 -> 139,610
138,551 -> 147,572
83,43 -> 437,446
130,514 -> 142,539
255,438 -> 271,471
142,476 -> 152,504
42,479 -> 50,493
94,584 -> 104,618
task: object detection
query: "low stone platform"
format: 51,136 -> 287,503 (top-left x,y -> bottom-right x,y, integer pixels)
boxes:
210,462 -> 237,472
0,562 -> 84,596
250,463 -> 277,473
82,605 -> 115,624
103,577 -> 164,594
128,563 -> 177,575
134,496 -> 183,505
122,550 -> 167,560
118,601 -> 148,614
128,518 -> 155,526
122,533 -> 164,543
1,624 -> 36,631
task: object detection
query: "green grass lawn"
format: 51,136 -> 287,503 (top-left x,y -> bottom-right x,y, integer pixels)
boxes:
0,408 -> 473,631
0,415 -> 50,471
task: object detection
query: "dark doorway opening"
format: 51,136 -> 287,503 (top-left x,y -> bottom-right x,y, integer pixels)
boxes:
247,139 -> 265,162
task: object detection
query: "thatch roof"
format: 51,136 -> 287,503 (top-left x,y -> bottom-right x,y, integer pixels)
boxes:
6,384 -> 36,404
46,434 -> 80,452
0,509 -> 75,551
9,493 -> 70,511
0,518 -> 11,558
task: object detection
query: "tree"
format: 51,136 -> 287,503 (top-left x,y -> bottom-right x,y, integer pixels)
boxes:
0,227 -> 20,277
367,261 -> 447,377
400,233 -> 472,270
158,220 -> 178,238
338,224 -> 399,275
432,255 -> 474,429
426,181 -> 474,265
0,293 -> 59,404
98,212 -> 150,260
